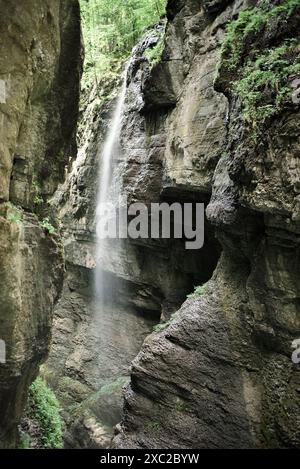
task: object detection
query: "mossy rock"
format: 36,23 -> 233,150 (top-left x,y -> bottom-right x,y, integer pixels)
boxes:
216,0 -> 300,134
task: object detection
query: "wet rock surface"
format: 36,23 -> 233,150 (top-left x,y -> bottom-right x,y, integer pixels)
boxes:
44,2 -> 222,447
0,0 -> 81,448
113,0 -> 300,449
37,0 -> 300,449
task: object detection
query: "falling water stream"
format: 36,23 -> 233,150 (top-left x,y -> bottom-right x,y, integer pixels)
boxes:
90,65 -> 156,431
94,68 -> 128,301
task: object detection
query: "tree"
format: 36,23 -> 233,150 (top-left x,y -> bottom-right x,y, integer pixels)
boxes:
80,0 -> 167,87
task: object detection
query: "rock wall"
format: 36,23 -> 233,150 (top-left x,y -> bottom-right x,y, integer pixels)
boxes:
44,16 -> 222,447
0,0 -> 81,448
44,0 -> 299,449
113,0 -> 300,449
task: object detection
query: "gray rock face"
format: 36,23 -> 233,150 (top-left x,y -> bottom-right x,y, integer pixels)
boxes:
45,0 -> 299,450
0,0 -> 81,448
113,0 -> 300,449
44,7 -> 222,447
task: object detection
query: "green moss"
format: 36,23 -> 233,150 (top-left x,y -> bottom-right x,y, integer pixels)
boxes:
93,376 -> 129,398
5,203 -> 23,224
187,284 -> 207,298
69,376 -> 129,416
153,311 -> 179,333
234,40 -> 300,128
19,432 -> 31,449
220,0 -> 300,132
144,34 -> 165,67
27,377 -> 63,449
7,212 -> 22,224
145,421 -> 161,431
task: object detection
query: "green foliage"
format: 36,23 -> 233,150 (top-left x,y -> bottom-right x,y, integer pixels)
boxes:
8,212 -> 22,224
69,376 -> 129,417
19,433 -> 31,449
40,217 -> 56,235
32,180 -> 44,207
146,421 -> 161,431
153,312 -> 179,333
2,202 -> 23,224
27,377 -> 63,449
234,40 -> 300,127
86,376 -> 129,406
187,284 -> 207,298
220,0 -> 300,131
144,34 -> 165,66
80,0 -> 167,88
221,0 -> 300,70
34,195 -> 44,206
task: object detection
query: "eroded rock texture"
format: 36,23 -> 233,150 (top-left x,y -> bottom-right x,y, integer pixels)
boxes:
0,0 -> 81,448
45,0 -> 299,449
113,0 -> 300,449
44,14 -> 221,449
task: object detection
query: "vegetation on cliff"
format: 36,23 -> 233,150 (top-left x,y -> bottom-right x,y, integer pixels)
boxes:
219,0 -> 300,132
80,0 -> 167,87
21,378 -> 63,449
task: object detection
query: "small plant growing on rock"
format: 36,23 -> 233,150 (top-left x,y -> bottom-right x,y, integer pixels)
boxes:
146,421 -> 161,432
40,217 -> 56,235
187,284 -> 207,298
145,36 -> 165,67
32,180 -> 44,207
174,397 -> 189,413
19,432 -> 31,449
153,311 -> 178,333
8,212 -> 22,224
6,202 -> 23,224
34,195 -> 44,206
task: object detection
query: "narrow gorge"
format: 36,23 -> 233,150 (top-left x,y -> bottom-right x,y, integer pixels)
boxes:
0,0 -> 299,452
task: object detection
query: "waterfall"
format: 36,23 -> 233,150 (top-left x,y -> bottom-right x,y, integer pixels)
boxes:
94,68 -> 128,301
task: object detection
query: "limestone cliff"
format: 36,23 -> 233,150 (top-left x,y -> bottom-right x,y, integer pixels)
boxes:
113,0 -> 300,448
43,0 -> 299,449
0,0 -> 81,448
44,17 -> 221,448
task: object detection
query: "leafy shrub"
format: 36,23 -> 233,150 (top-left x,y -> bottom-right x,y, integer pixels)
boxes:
34,195 -> 44,206
27,377 -> 63,449
32,179 -> 44,205
80,0 -> 167,88
145,35 -> 165,67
